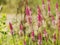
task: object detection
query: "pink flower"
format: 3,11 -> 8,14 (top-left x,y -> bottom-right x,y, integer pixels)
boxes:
53,33 -> 56,44
9,22 -> 13,30
37,5 -> 41,15
9,22 -> 13,35
48,4 -> 51,16
43,29 -> 48,41
43,29 -> 47,37
53,33 -> 56,40
37,5 -> 42,20
47,0 -> 50,5
58,17 -> 60,31
42,0 -> 44,5
56,2 -> 58,10
42,0 -> 45,9
19,21 -> 24,36
25,5 -> 32,25
31,30 -> 35,41
51,15 -> 55,25
28,16 -> 32,24
25,5 -> 31,16
47,0 -> 50,17
51,15 -> 55,20
20,23 -> 23,31
38,33 -> 42,40
37,14 -> 43,27
24,40 -> 26,45
37,5 -> 43,27
26,15 -> 32,25
38,33 -> 42,45
48,0 -> 50,2
37,14 -> 42,22
47,0 -> 50,4
48,4 -> 50,13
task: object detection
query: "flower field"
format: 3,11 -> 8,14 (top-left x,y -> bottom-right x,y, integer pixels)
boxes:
0,0 -> 60,45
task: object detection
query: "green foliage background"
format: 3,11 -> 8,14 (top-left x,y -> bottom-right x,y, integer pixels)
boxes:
0,0 -> 60,14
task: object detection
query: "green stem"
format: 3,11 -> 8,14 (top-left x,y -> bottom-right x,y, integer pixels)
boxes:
12,35 -> 15,45
29,38 -> 30,45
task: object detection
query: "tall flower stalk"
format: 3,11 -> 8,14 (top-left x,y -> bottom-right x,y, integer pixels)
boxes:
42,0 -> 46,18
38,32 -> 42,45
43,29 -> 48,41
47,0 -> 50,15
19,21 -> 24,36
9,22 -> 13,35
47,0 -> 50,5
55,2 -> 60,41
24,39 -> 26,45
9,22 -> 15,45
42,0 -> 45,9
51,15 -> 55,26
25,4 -> 33,45
57,16 -> 60,40
56,2 -> 58,11
37,5 -> 43,28
25,5 -> 32,25
47,0 -> 51,17
31,30 -> 35,41
55,2 -> 59,30
52,33 -> 56,45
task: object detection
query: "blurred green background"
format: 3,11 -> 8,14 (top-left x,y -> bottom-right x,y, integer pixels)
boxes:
0,0 -> 60,14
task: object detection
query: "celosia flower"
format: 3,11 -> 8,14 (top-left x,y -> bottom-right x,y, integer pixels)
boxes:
58,17 -> 60,31
55,3 -> 59,18
37,5 -> 43,27
47,0 -> 50,4
48,4 -> 51,16
43,29 -> 48,41
48,4 -> 50,13
37,5 -> 41,15
42,0 -> 44,4
48,0 -> 50,2
20,23 -> 24,31
38,33 -> 42,45
25,5 -> 31,16
31,30 -> 35,41
43,29 -> 47,37
28,16 -> 32,24
52,33 -> 56,44
25,5 -> 32,25
24,39 -> 26,45
19,21 -> 24,36
51,15 -> 55,25
37,5 -> 42,21
37,14 -> 42,27
26,15 -> 32,25
9,22 -> 13,35
42,0 -> 45,9
56,2 -> 58,11
37,14 -> 42,22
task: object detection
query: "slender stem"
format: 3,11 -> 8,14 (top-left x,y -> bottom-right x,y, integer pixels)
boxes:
29,38 -> 31,45
12,35 -> 15,45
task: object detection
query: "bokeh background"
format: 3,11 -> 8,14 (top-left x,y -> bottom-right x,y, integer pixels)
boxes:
0,0 -> 60,45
